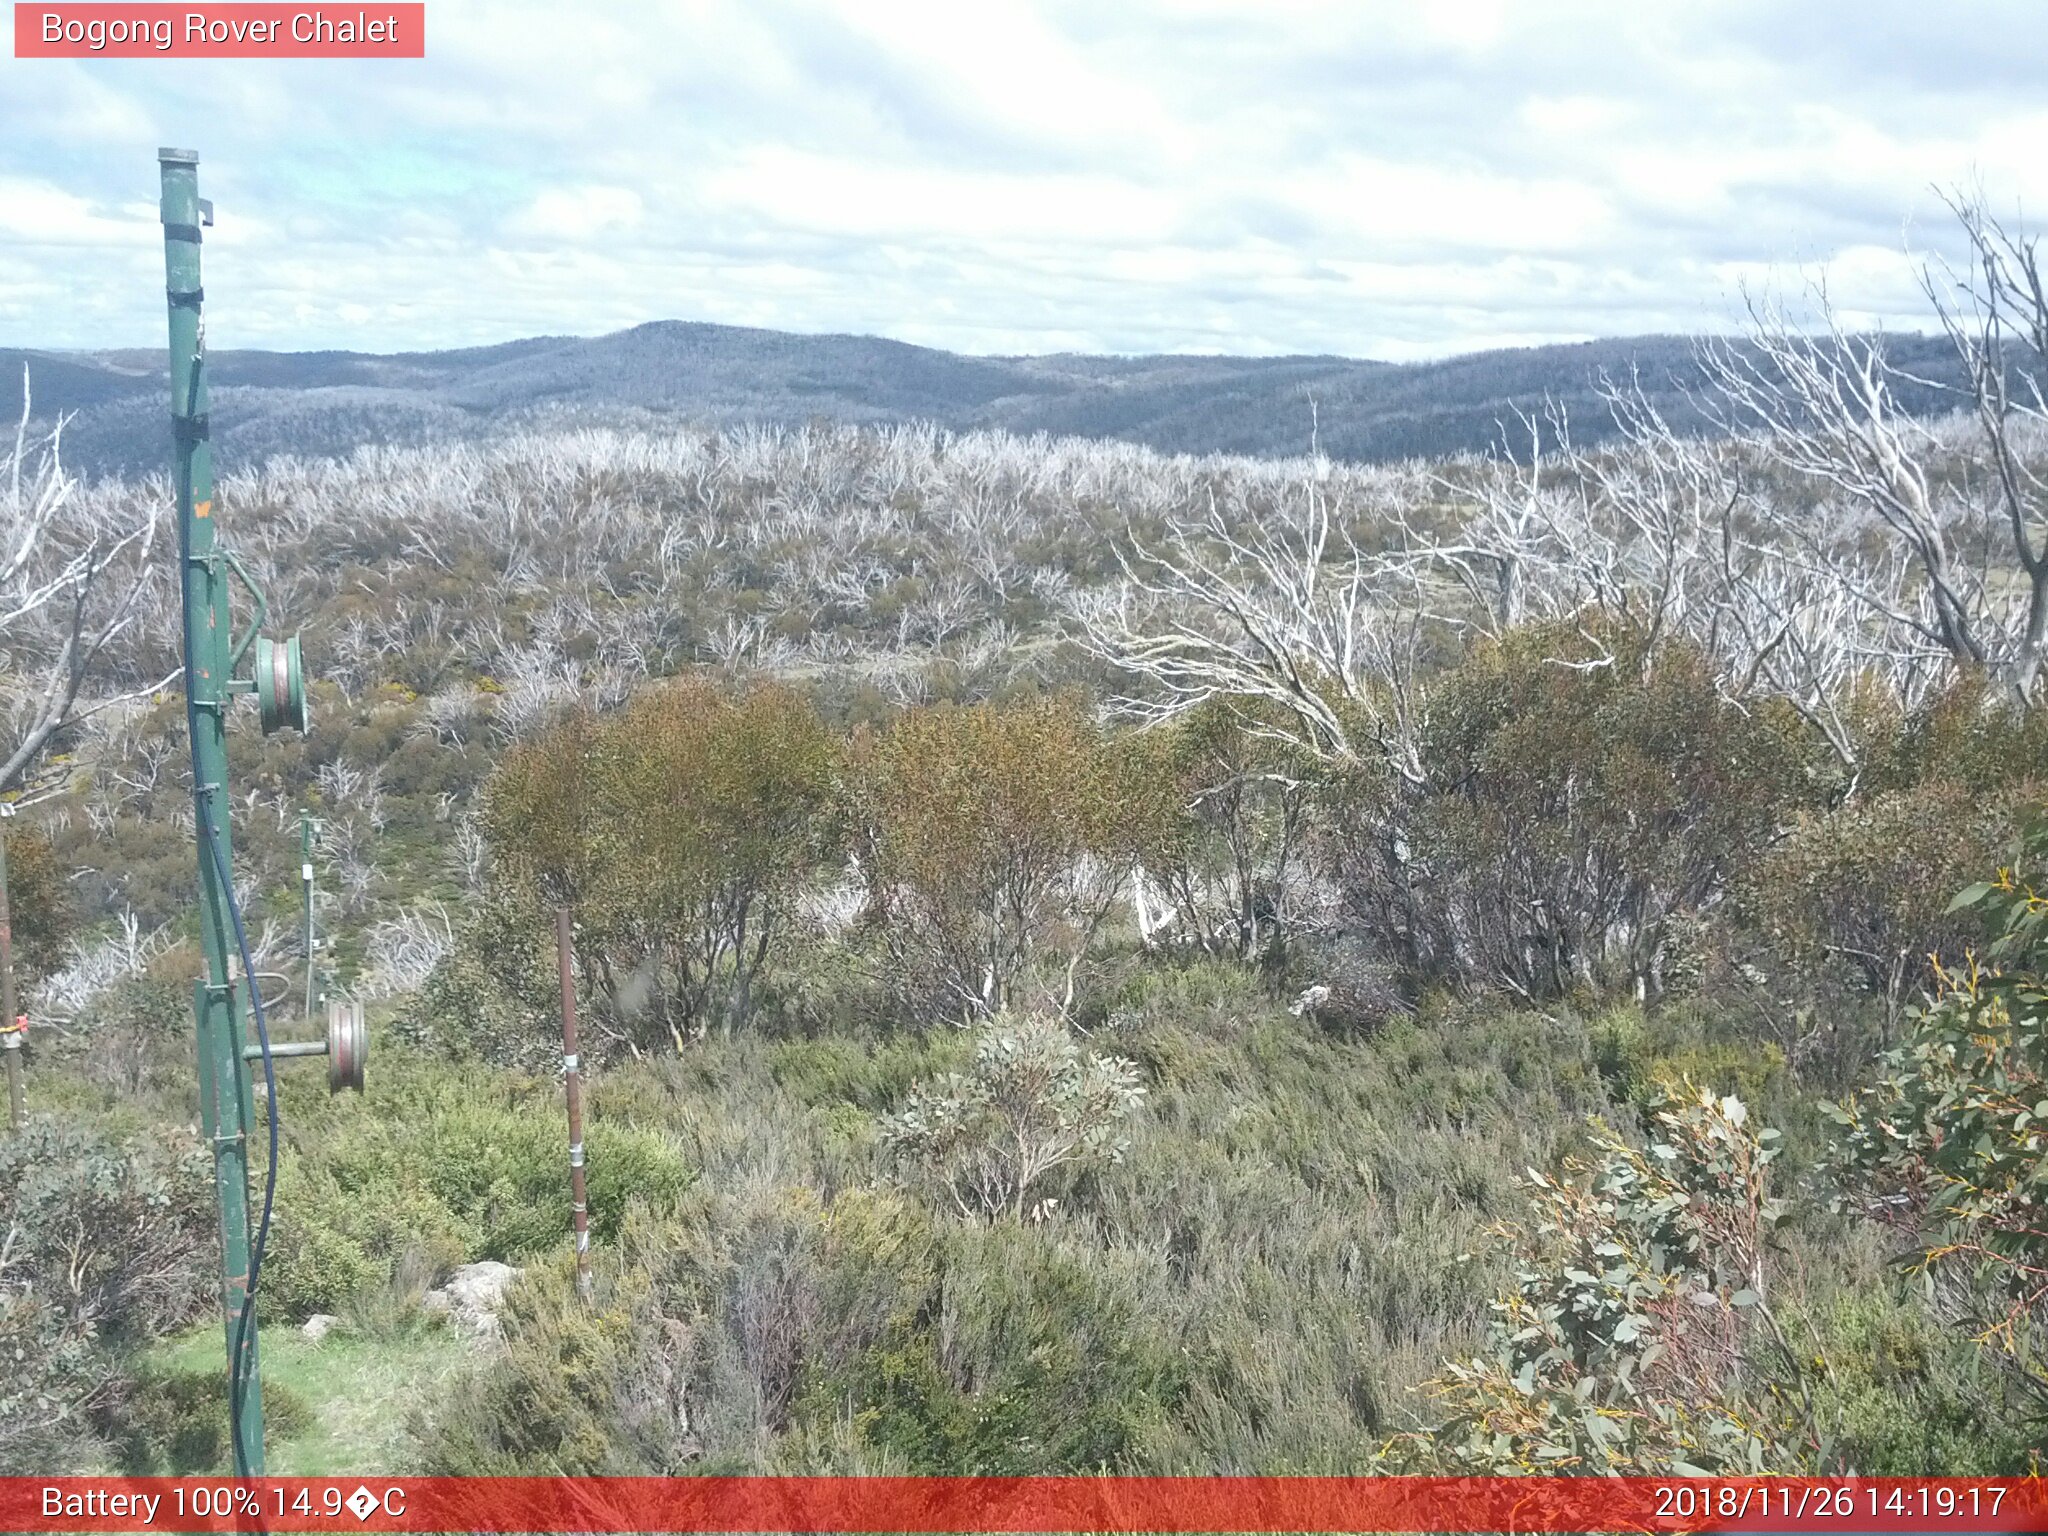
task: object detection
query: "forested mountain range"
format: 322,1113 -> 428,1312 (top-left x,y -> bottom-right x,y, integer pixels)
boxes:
1,321 -> 1969,479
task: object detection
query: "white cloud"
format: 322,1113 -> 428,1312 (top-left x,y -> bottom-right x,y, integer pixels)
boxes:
2,0 -> 2045,357
702,148 -> 1178,245
506,186 -> 646,242
1275,156 -> 1617,257
0,178 -> 142,246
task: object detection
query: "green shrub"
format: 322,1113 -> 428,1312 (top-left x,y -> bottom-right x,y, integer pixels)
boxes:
1812,1288 -> 2038,1474
816,1221 -> 1187,1473
48,968 -> 195,1100
1861,676 -> 2048,799
1392,1085 -> 1819,1475
1091,953 -> 1267,1029
849,693 -> 1181,1018
263,1058 -> 694,1318
1329,623 -> 1813,1000
764,1032 -> 969,1112
1749,779 -> 2031,1032
410,985 -> 1656,1477
262,1218 -> 391,1322
1590,1002 -> 1786,1116
881,1010 -> 1145,1221
485,680 -> 842,1047
0,1116 -> 215,1472
1142,700 -> 1321,961
423,1187 -> 1188,1476
1589,1004 -> 1652,1101
415,1257 -> 665,1475
0,822 -> 71,982
1822,817 -> 2048,1406
108,1363 -> 313,1473
395,885 -> 559,1071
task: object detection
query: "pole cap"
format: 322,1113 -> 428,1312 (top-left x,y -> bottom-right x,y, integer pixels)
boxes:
158,148 -> 200,164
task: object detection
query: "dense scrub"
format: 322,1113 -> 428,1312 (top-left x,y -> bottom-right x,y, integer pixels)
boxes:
399,976 -> 2038,1476
0,1118 -> 216,1472
411,977 -> 1606,1474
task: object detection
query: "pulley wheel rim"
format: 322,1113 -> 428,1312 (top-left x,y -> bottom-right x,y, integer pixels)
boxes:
325,999 -> 366,1094
269,637 -> 291,731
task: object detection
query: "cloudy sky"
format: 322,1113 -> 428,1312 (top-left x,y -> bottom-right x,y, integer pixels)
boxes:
3,0 -> 2043,360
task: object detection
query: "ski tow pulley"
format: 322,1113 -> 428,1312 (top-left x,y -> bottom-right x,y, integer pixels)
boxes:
326,999 -> 367,1094
239,996 -> 367,1094
255,632 -> 309,736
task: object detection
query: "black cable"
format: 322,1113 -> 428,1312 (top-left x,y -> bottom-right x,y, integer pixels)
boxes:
176,428 -> 280,1482
209,816 -> 279,1480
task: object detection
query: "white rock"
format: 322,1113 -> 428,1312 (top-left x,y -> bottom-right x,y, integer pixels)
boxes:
301,1313 -> 341,1343
1289,984 -> 1331,1018
446,1260 -> 521,1313
422,1260 -> 522,1338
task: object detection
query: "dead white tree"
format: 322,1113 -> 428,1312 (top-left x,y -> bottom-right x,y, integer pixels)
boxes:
358,902 -> 457,999
1703,309 -> 1983,659
1406,388 -> 1735,675
1699,229 -> 2048,707
1412,404 -> 1590,638
1589,372 -> 1940,781
1,370 -> 175,798
1921,188 -> 2048,700
1228,377 -> 1884,806
1575,379 -> 1736,657
1079,479 -> 1431,782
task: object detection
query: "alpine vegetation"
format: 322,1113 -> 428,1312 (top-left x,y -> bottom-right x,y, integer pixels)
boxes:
5,193 -> 2047,1478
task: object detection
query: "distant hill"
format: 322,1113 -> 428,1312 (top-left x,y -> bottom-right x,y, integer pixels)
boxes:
0,321 -> 1974,480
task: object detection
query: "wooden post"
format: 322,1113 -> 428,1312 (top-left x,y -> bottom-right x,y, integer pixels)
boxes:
554,906 -> 593,1302
301,811 -> 318,1021
0,807 -> 21,1133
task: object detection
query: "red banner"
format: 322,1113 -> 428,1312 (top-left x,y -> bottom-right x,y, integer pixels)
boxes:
2,1477 -> 2043,1533
13,4 -> 424,57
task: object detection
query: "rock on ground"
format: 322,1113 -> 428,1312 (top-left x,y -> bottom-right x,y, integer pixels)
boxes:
422,1260 -> 523,1340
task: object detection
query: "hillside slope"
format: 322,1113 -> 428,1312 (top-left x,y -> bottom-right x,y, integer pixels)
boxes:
4,322 -> 1973,479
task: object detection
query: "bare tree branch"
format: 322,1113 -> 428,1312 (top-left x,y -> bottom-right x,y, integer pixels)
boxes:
0,369 -> 174,797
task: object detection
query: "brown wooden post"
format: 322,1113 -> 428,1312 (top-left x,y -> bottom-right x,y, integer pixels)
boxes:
0,808 -> 22,1133
555,905 -> 593,1302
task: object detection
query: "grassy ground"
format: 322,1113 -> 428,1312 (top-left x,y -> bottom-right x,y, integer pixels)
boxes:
148,1324 -> 470,1474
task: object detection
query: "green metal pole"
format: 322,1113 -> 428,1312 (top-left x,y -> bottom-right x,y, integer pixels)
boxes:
159,146 -> 264,1475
